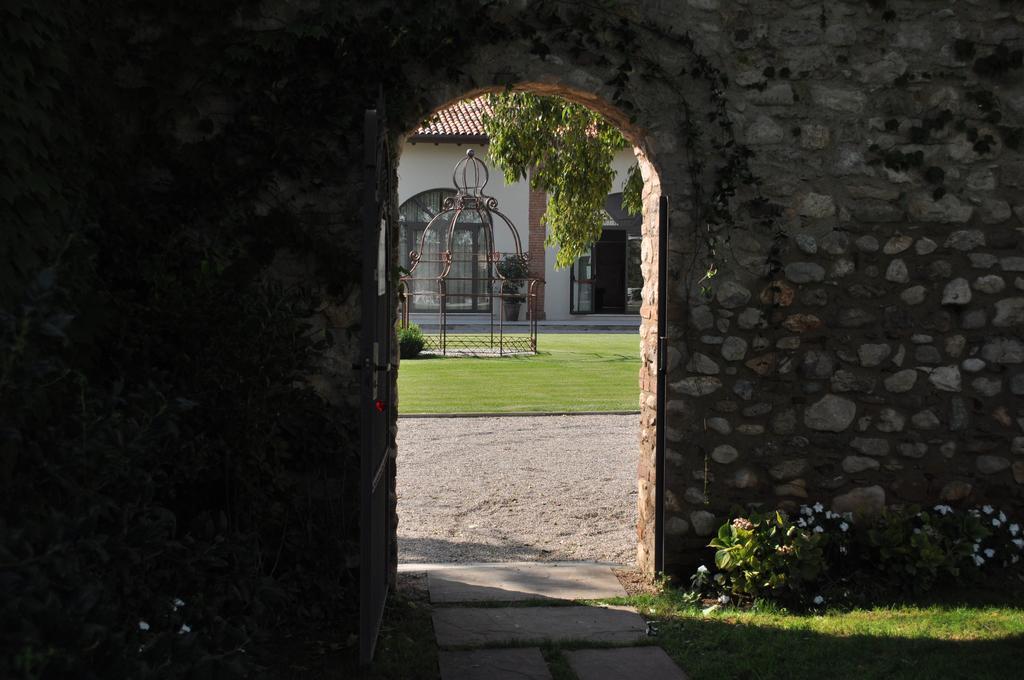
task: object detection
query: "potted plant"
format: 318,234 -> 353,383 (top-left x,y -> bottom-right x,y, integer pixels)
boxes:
496,254 -> 529,321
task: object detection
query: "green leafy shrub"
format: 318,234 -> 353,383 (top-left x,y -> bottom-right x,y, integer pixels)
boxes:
864,506 -> 988,593
709,512 -> 826,605
1,259 -> 361,677
699,503 -> 1023,610
398,323 -> 426,359
496,255 -> 530,305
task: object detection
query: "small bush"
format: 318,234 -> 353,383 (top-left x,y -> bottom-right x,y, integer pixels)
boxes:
496,255 -> 529,305
698,503 -> 1023,609
398,323 -> 425,359
709,511 -> 826,604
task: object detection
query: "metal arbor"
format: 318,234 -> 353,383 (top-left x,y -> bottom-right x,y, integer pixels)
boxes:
400,149 -> 541,355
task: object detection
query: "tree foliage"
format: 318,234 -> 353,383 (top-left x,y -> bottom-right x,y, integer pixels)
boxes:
482,92 -> 642,268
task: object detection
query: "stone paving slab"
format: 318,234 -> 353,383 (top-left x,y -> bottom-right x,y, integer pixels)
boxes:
427,562 -> 627,603
432,605 -> 647,647
438,648 -> 553,680
566,647 -> 688,680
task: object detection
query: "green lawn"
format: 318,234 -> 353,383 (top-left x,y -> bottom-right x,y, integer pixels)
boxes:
617,590 -> 1024,680
397,333 -> 640,413
356,585 -> 1024,679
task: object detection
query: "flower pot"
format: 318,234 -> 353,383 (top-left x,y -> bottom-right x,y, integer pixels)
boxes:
503,302 -> 521,321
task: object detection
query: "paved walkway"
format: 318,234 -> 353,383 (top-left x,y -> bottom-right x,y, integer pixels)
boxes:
418,562 -> 688,680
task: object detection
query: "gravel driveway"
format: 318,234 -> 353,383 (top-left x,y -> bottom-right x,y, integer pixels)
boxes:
396,414 -> 638,564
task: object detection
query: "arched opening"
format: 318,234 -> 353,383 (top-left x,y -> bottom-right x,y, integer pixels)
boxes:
390,85 -> 666,579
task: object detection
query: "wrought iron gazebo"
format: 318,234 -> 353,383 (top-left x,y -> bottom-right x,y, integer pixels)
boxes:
400,149 -> 541,356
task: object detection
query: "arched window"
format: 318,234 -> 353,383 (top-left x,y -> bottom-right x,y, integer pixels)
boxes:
399,189 -> 488,313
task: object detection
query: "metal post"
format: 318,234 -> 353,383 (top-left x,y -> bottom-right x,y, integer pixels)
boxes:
654,195 -> 669,574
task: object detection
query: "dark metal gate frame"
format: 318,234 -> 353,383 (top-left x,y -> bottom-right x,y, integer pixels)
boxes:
654,195 -> 669,574
359,102 -> 394,665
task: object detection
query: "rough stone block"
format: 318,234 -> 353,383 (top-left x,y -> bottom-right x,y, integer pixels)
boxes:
832,485 -> 885,517
804,394 -> 857,432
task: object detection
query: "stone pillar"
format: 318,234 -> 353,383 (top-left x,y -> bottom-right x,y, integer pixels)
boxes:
636,151 -> 661,576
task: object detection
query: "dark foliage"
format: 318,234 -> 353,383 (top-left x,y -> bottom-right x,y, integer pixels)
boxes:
1,0 -> 796,674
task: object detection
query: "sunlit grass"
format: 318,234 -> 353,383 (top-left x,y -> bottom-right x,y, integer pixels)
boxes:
359,582 -> 1024,679
610,589 -> 1024,679
397,333 -> 640,413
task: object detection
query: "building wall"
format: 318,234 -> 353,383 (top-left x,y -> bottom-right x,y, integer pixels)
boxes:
34,0 -> 1018,600
390,0 -> 1024,576
398,142 -> 528,256
399,141 -> 639,321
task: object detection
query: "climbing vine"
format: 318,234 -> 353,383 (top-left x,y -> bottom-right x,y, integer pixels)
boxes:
482,91 -> 642,267
2,1 -> 796,674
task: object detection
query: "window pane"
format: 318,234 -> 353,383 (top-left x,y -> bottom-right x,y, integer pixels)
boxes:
626,237 -> 642,313
572,255 -> 594,314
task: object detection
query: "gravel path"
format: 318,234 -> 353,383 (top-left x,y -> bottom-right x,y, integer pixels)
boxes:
397,414 -> 639,564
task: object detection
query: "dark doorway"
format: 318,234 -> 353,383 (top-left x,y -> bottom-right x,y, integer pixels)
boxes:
593,230 -> 627,312
570,193 -> 642,315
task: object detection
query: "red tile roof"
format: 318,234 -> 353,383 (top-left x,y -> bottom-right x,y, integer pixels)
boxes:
413,96 -> 491,140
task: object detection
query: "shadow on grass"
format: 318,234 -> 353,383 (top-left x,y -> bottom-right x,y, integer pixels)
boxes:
281,579 -> 1024,680
657,615 -> 1024,680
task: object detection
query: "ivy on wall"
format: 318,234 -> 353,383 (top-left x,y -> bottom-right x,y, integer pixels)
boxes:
2,0 -> 782,674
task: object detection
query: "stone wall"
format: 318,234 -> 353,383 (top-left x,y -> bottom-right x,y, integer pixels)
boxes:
658,0 -> 1024,570
378,0 -> 1024,577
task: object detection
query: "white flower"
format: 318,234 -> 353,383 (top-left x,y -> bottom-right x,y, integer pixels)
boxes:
138,621 -> 150,632
913,528 -> 921,535
825,511 -> 837,520
839,546 -> 847,554
839,522 -> 849,532
801,506 -> 813,517
984,548 -> 995,558
973,555 -> 985,566
179,624 -> 191,635
718,594 -> 730,604
813,502 -> 824,513
982,505 -> 994,515
999,511 -> 1007,522
797,518 -> 807,527
1010,524 -> 1020,536
1012,538 -> 1024,550
1013,555 -> 1020,564
173,597 -> 185,608
973,543 -> 980,553
933,504 -> 952,516
697,565 -> 709,574
813,595 -> 825,605
813,525 -> 824,533
993,518 -> 1002,528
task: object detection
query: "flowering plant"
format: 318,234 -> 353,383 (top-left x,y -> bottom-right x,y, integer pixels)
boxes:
709,511 -> 826,604
864,505 -> 986,593
699,503 -> 1024,609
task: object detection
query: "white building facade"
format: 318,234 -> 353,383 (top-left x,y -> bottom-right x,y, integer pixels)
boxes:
398,97 -> 640,324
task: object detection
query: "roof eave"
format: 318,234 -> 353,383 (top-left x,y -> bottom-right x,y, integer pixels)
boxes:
408,133 -> 489,145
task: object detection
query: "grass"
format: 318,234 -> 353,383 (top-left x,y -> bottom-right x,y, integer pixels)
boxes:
621,589 -> 1024,680
397,333 -> 640,414
354,583 -> 1024,679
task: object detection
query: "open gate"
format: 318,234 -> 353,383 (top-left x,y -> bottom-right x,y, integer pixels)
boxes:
359,101 -> 394,665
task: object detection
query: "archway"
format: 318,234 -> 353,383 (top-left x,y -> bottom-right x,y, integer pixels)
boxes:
388,81 -> 677,580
